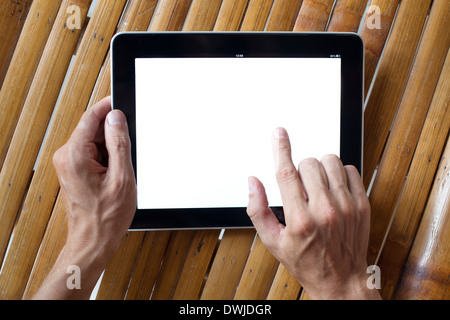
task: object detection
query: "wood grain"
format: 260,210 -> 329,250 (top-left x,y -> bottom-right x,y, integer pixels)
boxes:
214,0 -> 249,31
395,137 -> 450,300
265,0 -> 303,31
150,231 -> 196,299
377,49 -> 450,299
172,230 -> 220,299
0,0 -> 91,275
363,0 -> 432,187
367,0 -> 450,265
0,0 -> 128,300
149,0 -> 193,31
293,0 -> 334,31
0,0 -> 33,88
96,232 -> 146,300
0,0 -> 62,168
22,196 -> 67,299
266,264 -> 302,300
234,236 -> 279,299
201,229 -> 256,299
183,0 -> 223,31
360,0 -> 399,97
327,0 -> 368,32
240,0 -> 274,31
125,231 -> 172,300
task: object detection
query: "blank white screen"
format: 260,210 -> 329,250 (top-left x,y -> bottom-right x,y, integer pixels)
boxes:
135,58 -> 341,209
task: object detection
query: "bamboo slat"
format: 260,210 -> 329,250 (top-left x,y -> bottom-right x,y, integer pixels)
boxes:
125,231 -> 171,300
22,196 -> 67,299
293,0 -> 335,31
0,0 -> 128,300
265,0 -> 303,31
266,264 -> 302,300
367,0 -> 450,265
96,232 -> 146,300
149,0 -> 193,31
0,0 -> 62,168
182,0 -> 223,31
0,0 -> 33,88
239,0 -> 274,31
377,50 -> 450,299
360,0 -> 399,96
0,0 -> 91,275
150,231 -> 196,299
201,229 -> 255,299
362,0 -> 432,187
214,0 -> 249,31
395,137 -> 450,300
172,230 -> 220,299
327,0 -> 368,32
234,236 -> 279,299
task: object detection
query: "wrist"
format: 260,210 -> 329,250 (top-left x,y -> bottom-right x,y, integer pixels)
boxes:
304,272 -> 382,300
33,242 -> 111,300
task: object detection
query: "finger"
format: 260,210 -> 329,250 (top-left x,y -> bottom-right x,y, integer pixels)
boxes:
247,176 -> 283,248
320,154 -> 348,191
70,96 -> 112,145
344,165 -> 366,199
298,158 -> 329,202
272,128 -> 307,214
345,165 -> 371,223
105,110 -> 134,180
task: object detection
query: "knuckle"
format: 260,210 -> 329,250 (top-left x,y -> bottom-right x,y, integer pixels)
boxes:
359,196 -> 371,217
299,157 -> 320,172
319,201 -> 339,226
344,164 -> 358,173
321,154 -> 340,164
53,147 -> 69,171
110,134 -> 130,153
276,165 -> 298,183
246,204 -> 258,219
289,218 -> 315,237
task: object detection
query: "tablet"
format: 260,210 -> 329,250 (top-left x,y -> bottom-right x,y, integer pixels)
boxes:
111,32 -> 363,230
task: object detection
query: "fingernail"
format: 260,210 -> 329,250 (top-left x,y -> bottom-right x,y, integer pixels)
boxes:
273,127 -> 287,139
107,111 -> 125,126
248,177 -> 255,195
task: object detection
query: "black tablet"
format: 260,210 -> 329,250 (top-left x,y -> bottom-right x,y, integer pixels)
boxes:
111,32 -> 363,230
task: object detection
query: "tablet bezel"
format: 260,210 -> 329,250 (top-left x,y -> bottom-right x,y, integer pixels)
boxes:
111,32 -> 364,230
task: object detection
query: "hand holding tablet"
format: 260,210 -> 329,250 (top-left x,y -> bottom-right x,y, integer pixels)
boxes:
35,31 -> 376,301
39,96 -> 379,300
